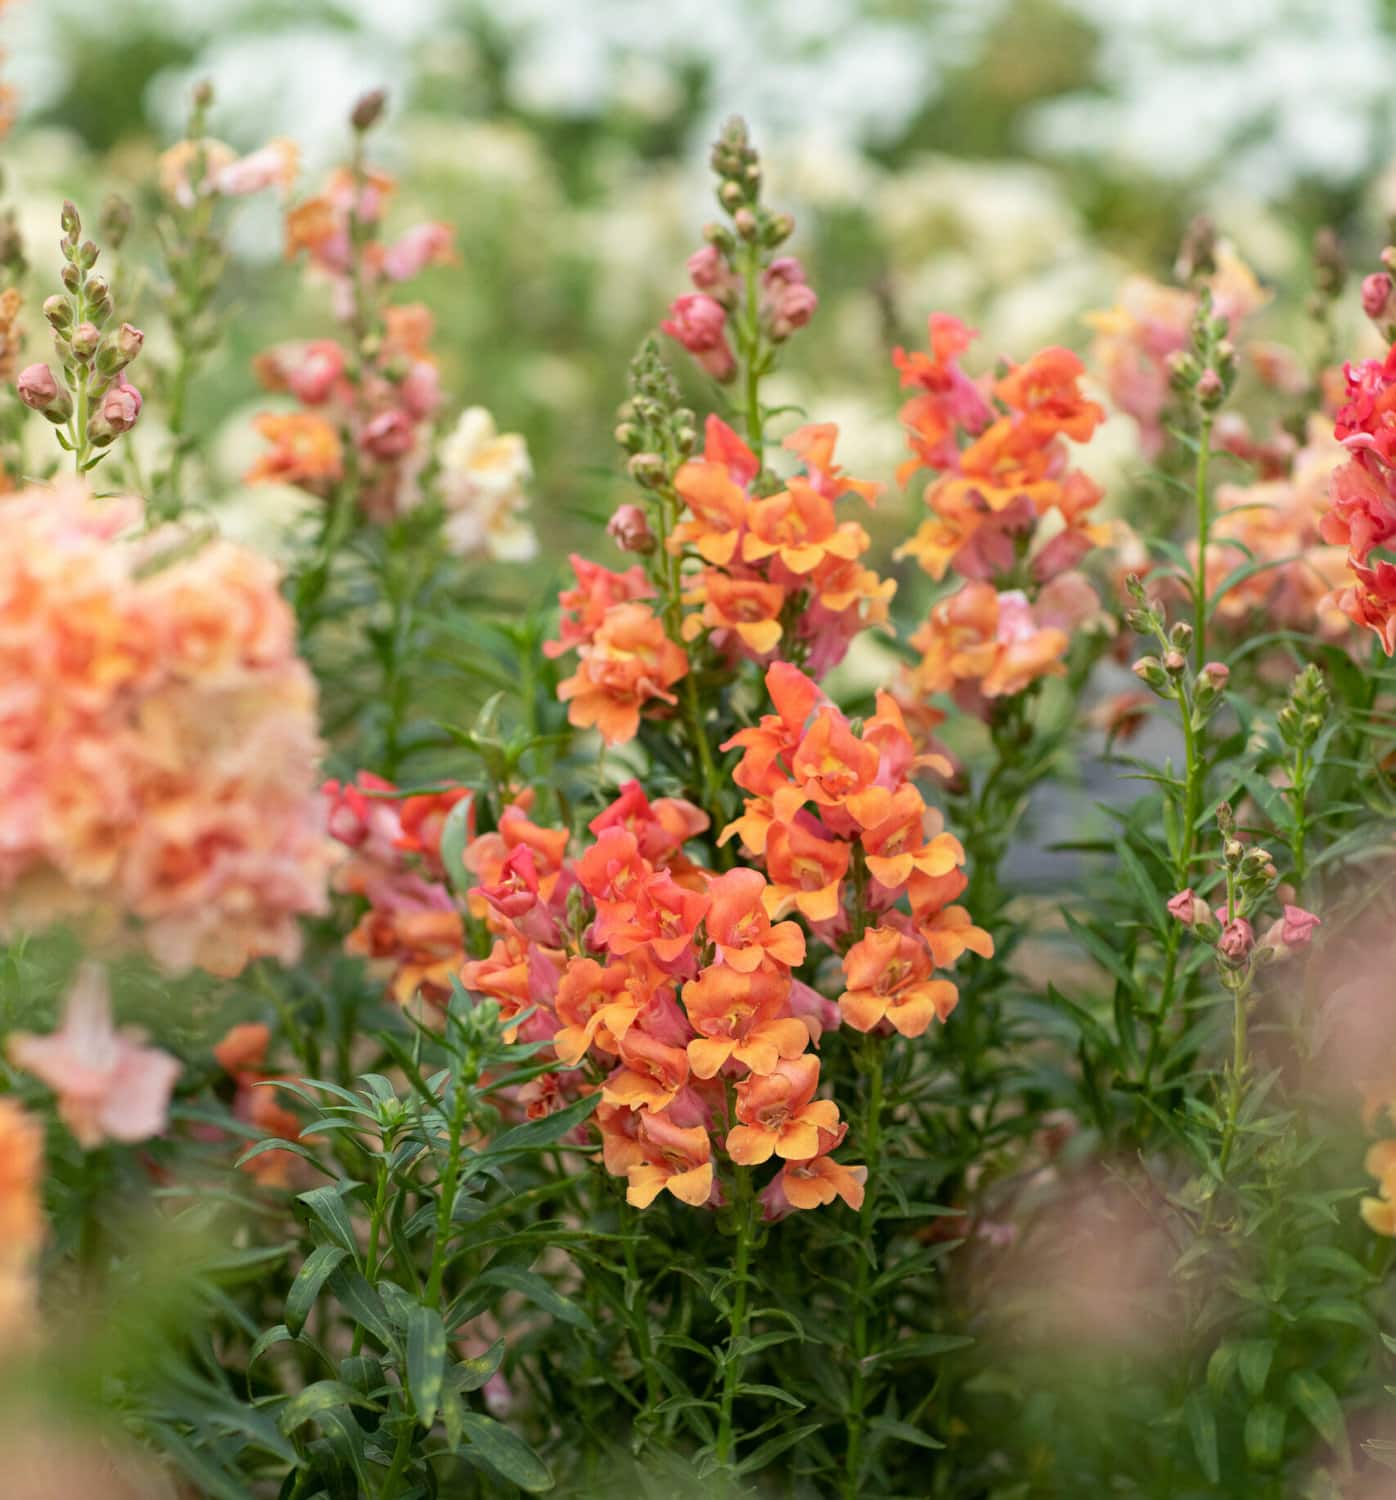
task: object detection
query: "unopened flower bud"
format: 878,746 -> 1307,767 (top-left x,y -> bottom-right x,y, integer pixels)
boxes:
733,207 -> 758,241
1133,655 -> 1171,694
1176,214 -> 1217,283
61,263 -> 80,293
192,79 -> 215,111
607,503 -> 656,555
1167,349 -> 1199,392
764,212 -> 795,247
703,222 -> 735,255
1196,368 -> 1225,408
1217,916 -> 1255,966
627,452 -> 666,488
116,322 -> 144,364
42,294 -> 72,332
675,425 -> 697,455
70,322 -> 100,360
1163,649 -> 1186,674
351,89 -> 387,133
1169,620 -> 1193,650
17,362 -> 60,411
87,375 -> 142,444
1224,839 -> 1245,867
60,201 -> 80,240
78,240 -> 99,271
614,421 -> 640,452
718,181 -> 744,212
1201,661 -> 1229,690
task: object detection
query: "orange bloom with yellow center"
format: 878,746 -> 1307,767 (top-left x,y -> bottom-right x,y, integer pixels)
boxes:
682,571 -> 787,655
247,412 -> 344,492
722,662 -> 822,799
605,872 -> 711,964
625,1109 -> 714,1208
859,785 -> 965,891
840,926 -> 958,1037
557,602 -> 688,746
553,955 -> 645,1066
706,867 -> 806,973
767,1152 -> 867,1213
761,818 -> 850,922
919,904 -> 995,966
602,1029 -> 691,1114
777,707 -> 880,823
742,479 -> 869,575
670,459 -> 750,565
726,1055 -> 841,1165
682,962 -> 810,1079
994,346 -> 1104,444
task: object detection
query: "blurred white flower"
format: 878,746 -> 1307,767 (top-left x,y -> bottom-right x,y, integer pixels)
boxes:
437,406 -> 537,563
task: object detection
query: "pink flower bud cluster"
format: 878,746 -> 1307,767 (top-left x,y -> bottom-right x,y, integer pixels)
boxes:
0,483 -> 334,976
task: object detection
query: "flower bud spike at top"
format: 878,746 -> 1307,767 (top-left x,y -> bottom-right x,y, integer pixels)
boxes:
351,88 -> 387,133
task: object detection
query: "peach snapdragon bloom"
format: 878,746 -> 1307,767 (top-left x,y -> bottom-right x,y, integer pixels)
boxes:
0,484 -> 332,975
840,925 -> 959,1036
159,137 -> 299,208
556,601 -> 688,746
8,965 -> 179,1149
246,412 -> 343,493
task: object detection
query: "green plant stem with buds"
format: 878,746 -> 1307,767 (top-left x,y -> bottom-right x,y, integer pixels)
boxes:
843,1031 -> 886,1499
1192,412 -> 1214,671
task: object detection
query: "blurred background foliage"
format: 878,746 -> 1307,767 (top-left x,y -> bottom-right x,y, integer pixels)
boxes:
9,0 -> 1396,623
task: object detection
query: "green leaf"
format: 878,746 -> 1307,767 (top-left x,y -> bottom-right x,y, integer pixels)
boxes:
286,1245 -> 349,1337
1245,1403 -> 1285,1468
482,1091 -> 601,1159
733,1422 -> 822,1476
405,1304 -> 447,1428
456,1265 -> 593,1331
1287,1370 -> 1349,1462
439,795 -> 475,897
327,1266 -> 399,1353
460,1411 -> 553,1492
1061,910 -> 1137,992
869,1415 -> 945,1451
276,1379 -> 379,1434
1238,1339 -> 1274,1398
1184,1390 -> 1219,1484
297,1184 -> 361,1257
449,1338 -> 505,1393
865,1333 -> 973,1366
1206,1342 -> 1238,1399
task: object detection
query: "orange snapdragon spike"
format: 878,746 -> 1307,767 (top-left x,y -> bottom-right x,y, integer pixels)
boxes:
557,601 -> 688,746
706,867 -> 806,973
606,872 -> 711,964
994,346 -> 1105,444
602,1029 -> 691,1113
722,661 -> 822,798
726,1055 -> 841,1165
762,818 -> 850,922
588,780 -> 709,864
783,422 -> 883,505
682,962 -> 809,1078
940,418 -> 1061,514
553,955 -> 644,1066
859,785 -> 965,891
671,458 -> 751,565
768,1152 -> 867,1212
839,926 -> 958,1037
625,1109 -> 714,1208
920,904 -> 995,966
778,707 -> 880,823
742,479 -> 869,575
246,412 -> 343,491
545,555 -> 654,659
682,571 -> 787,654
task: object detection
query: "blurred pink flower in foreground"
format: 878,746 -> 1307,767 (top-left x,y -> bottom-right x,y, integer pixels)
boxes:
8,965 -> 179,1150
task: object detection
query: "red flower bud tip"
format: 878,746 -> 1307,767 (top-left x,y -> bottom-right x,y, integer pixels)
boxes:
1217,915 -> 1255,963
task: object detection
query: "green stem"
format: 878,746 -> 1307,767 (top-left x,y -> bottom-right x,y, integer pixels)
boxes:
426,1063 -> 473,1306
715,1171 -> 755,1468
1192,413 -> 1214,671
844,1035 -> 885,1499
740,240 -> 764,469
376,1418 -> 414,1499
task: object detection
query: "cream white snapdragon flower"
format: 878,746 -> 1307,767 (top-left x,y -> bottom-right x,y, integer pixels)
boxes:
437,406 -> 537,562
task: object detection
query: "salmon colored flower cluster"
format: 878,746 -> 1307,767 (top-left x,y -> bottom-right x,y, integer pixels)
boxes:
1086,245 -> 1269,458
720,661 -> 991,1038
1200,416 -> 1352,641
251,154 -> 457,524
0,484 -> 332,975
323,773 -> 473,1007
1319,341 -> 1396,652
890,317 -> 1107,716
449,776 -> 869,1219
213,1022 -> 303,1187
674,417 -> 892,677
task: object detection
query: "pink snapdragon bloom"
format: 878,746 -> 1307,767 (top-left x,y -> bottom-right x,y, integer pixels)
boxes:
762,257 -> 817,339
99,374 -> 142,433
607,503 -> 655,554
360,408 -> 416,460
16,363 -> 58,410
211,139 -> 299,199
661,294 -> 736,382
8,965 -> 180,1149
288,340 -> 348,405
1217,916 -> 1255,964
382,222 -> 454,283
687,245 -> 739,298
1167,889 -> 1207,926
